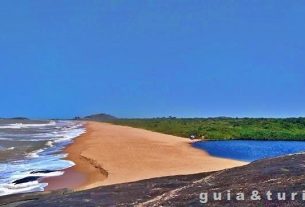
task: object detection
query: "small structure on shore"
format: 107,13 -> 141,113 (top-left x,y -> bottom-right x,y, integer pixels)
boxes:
189,135 -> 196,140
190,134 -> 207,140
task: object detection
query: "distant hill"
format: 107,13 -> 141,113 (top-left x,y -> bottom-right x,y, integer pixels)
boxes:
0,117 -> 29,120
81,113 -> 117,122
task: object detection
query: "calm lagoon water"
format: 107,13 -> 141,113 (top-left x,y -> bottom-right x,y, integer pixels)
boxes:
193,140 -> 305,162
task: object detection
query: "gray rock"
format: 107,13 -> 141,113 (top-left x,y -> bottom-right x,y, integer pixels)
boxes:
1,153 -> 305,206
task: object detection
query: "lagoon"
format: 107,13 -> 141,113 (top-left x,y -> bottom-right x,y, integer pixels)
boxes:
193,140 -> 305,162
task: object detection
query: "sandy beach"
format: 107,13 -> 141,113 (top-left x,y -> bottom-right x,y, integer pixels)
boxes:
46,121 -> 247,191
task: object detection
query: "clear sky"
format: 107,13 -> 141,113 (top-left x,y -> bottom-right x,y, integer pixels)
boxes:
0,1 -> 305,119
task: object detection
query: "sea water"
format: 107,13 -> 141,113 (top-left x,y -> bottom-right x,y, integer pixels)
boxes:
193,140 -> 305,162
0,120 -> 85,196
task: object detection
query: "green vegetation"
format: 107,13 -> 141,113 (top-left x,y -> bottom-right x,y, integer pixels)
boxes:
109,117 -> 305,140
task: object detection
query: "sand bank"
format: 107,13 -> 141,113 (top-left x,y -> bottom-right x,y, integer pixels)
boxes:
46,121 -> 247,190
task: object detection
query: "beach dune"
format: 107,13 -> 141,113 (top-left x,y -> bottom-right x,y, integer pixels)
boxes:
46,121 -> 246,190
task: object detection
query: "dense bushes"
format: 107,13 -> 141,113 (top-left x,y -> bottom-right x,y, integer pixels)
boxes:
109,117 -> 305,140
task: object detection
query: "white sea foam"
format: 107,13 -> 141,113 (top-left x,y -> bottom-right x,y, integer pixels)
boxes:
53,128 -> 85,143
0,146 -> 15,151
0,181 -> 48,196
30,171 -> 65,177
0,120 -> 85,196
0,157 -> 75,196
0,137 -> 51,141
0,123 -> 23,129
46,141 -> 54,147
26,149 -> 44,158
0,121 -> 56,129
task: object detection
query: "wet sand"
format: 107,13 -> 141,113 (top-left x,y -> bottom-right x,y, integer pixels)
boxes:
46,121 -> 247,191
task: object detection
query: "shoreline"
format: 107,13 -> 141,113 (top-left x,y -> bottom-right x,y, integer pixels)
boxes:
45,121 -> 247,191
45,122 -> 107,191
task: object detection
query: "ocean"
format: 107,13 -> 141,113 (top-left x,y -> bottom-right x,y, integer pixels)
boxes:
0,119 -> 85,196
193,140 -> 305,162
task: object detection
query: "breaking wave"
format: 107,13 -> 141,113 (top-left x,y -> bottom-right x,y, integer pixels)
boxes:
0,120 -> 85,196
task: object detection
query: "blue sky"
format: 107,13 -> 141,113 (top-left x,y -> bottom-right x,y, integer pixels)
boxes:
0,1 -> 305,119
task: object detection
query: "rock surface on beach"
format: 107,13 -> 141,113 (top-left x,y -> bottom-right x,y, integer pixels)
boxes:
1,152 -> 305,207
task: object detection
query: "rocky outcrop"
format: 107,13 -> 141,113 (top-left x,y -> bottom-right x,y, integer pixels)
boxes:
1,153 -> 305,206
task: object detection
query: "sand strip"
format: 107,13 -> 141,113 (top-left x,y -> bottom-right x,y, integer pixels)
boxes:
46,121 -> 247,190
